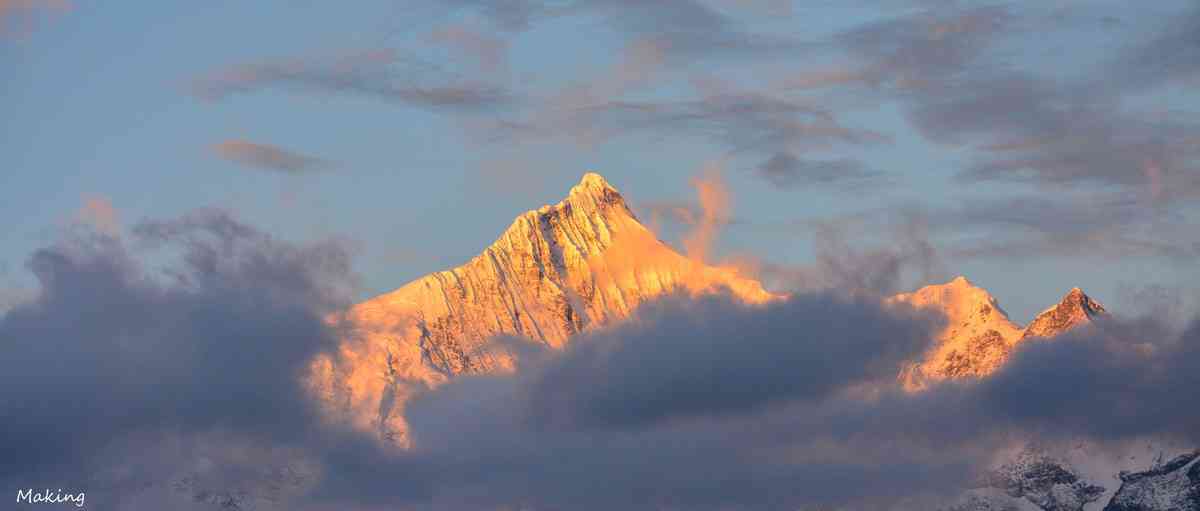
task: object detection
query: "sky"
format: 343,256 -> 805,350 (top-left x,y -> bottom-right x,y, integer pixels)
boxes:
3,2 -> 1200,509
3,0 -> 1199,321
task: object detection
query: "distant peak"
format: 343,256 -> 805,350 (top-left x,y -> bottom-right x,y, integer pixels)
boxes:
1022,287 -> 1107,339
1058,287 -> 1105,316
895,275 -> 1007,313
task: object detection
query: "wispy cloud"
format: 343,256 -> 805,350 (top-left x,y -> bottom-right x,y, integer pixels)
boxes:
75,194 -> 120,236
937,193 -> 1200,264
491,86 -> 889,181
0,0 -> 70,36
191,49 -> 511,110
428,24 -> 509,75
1105,4 -> 1200,93
430,0 -> 803,59
755,152 -> 887,189
797,189 -> 1200,267
211,140 -> 329,175
788,5 -> 1200,197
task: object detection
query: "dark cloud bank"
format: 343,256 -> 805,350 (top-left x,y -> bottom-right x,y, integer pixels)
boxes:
2,211 -> 1199,510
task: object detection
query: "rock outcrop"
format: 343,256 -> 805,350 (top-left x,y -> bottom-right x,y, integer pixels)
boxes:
983,448 -> 1106,511
1104,450 -> 1200,511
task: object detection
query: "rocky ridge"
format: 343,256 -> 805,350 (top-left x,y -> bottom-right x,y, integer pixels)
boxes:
947,447 -> 1200,511
1104,450 -> 1200,511
983,448 -> 1107,511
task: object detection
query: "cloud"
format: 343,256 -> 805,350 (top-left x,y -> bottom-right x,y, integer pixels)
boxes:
763,3 -> 1200,264
494,85 -> 889,171
373,290 -> 960,511
352,288 -> 1199,511
1105,4 -> 1200,93
755,152 -> 887,189
2,210 -> 1198,510
0,285 -> 33,313
0,0 -> 70,36
912,73 -> 1200,194
0,210 -> 355,497
792,186 -> 1200,270
75,194 -> 120,236
734,207 -> 945,295
518,291 -> 939,430
191,49 -> 511,110
211,140 -> 329,175
793,4 -> 1200,196
681,167 -> 731,263
791,317 -> 1200,448
428,24 -> 509,75
931,191 -> 1200,264
433,0 -> 802,59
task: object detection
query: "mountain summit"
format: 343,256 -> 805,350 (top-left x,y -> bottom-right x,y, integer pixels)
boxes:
1022,287 -> 1107,340
897,278 -> 1107,388
308,173 -> 770,443
892,276 -> 1023,383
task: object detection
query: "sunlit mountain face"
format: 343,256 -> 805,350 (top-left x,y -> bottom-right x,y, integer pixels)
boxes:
894,277 -> 1109,389
4,2 -> 1200,510
310,175 -> 1109,447
309,173 -> 774,445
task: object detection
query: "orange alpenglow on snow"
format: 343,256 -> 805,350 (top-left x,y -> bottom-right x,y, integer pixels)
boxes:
306,172 -> 1107,443
307,172 -> 772,444
894,276 -> 1108,390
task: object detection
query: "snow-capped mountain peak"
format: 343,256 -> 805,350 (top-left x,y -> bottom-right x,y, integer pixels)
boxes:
306,172 -> 1114,444
1022,287 -> 1107,340
896,278 -> 1107,388
893,276 -> 1024,385
308,172 -> 770,444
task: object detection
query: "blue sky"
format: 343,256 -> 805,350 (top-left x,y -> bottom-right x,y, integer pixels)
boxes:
3,0 -> 1198,321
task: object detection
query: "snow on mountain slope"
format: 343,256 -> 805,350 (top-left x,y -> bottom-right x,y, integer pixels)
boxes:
944,443 -> 1200,511
893,276 -> 1024,385
982,447 -> 1107,511
1022,288 -> 1107,340
895,278 -> 1107,388
307,173 -> 772,443
306,172 -> 1112,443
1102,449 -> 1200,510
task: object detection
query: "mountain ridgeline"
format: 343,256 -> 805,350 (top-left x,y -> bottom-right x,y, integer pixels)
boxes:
296,172 -> 1196,511
306,173 -> 1113,445
307,173 -> 770,443
895,277 -> 1109,389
